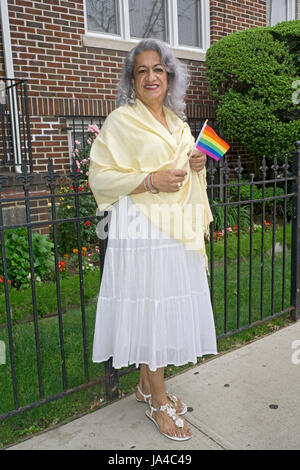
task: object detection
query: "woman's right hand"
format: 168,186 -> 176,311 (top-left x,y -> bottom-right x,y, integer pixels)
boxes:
151,169 -> 187,193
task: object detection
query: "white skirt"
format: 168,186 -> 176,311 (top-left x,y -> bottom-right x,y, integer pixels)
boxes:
92,196 -> 218,371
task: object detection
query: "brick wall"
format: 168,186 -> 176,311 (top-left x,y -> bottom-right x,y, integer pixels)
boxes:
210,0 -> 266,42
1,0 -> 267,179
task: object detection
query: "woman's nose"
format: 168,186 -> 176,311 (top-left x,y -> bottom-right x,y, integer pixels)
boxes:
147,69 -> 156,81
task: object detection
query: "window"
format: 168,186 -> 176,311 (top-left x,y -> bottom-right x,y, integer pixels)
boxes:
65,117 -> 106,165
177,0 -> 203,48
129,0 -> 169,42
269,0 -> 296,25
86,0 -> 120,35
85,0 -> 209,53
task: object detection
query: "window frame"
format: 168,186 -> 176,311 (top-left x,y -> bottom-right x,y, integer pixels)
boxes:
268,0 -> 296,25
83,0 -> 210,60
286,0 -> 296,20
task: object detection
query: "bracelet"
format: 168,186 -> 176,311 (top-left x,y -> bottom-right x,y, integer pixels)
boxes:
144,175 -> 150,191
144,173 -> 159,194
149,174 -> 159,193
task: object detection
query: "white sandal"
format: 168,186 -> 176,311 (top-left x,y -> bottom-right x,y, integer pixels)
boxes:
136,386 -> 187,415
136,385 -> 151,404
166,391 -> 188,416
145,403 -> 192,441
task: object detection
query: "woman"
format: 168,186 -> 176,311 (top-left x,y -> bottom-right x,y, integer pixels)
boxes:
89,39 -> 218,441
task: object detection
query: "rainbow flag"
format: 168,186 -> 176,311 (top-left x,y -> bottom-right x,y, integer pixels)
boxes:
194,120 -> 230,161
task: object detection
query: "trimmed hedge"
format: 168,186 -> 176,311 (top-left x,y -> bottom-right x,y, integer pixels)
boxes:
205,21 -> 300,168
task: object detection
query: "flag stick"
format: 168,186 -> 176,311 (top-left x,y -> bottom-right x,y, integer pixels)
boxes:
188,119 -> 208,159
195,119 -> 208,146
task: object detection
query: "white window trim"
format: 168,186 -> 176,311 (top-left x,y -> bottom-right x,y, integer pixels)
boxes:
287,0 -> 296,20
83,0 -> 210,62
268,0 -> 296,25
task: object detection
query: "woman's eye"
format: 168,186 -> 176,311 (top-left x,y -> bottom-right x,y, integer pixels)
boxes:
155,68 -> 164,73
138,70 -> 147,74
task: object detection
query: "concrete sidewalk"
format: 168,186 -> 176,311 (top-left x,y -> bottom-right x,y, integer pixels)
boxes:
8,320 -> 300,450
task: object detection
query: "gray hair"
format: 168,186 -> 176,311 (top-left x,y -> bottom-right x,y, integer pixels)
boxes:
116,39 -> 189,120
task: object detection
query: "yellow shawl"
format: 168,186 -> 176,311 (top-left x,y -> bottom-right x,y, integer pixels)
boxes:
88,98 -> 213,273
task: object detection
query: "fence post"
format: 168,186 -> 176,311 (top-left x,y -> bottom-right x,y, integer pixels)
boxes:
290,141 -> 300,321
104,358 -> 119,401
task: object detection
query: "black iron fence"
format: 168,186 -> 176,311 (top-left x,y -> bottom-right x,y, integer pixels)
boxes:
0,79 -> 33,173
0,133 -> 300,420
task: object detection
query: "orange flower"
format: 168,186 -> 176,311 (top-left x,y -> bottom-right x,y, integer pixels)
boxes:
73,248 -> 78,253
82,247 -> 87,251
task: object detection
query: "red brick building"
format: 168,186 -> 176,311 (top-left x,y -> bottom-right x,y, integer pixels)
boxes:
0,0 -> 298,227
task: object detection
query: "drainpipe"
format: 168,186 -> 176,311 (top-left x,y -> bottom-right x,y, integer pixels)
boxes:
0,1 -> 22,173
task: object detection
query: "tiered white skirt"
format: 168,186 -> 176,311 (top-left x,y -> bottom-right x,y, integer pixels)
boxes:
92,196 -> 218,371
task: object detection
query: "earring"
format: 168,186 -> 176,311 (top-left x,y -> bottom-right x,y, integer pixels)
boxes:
129,88 -> 136,104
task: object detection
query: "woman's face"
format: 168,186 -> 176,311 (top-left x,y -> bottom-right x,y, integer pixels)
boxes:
132,50 -> 168,108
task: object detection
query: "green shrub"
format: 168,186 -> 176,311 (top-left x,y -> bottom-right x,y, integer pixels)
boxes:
52,124 -> 100,255
53,179 -> 98,255
205,22 -> 300,169
229,179 -> 292,219
0,228 -> 54,289
270,20 -> 300,73
212,197 -> 250,231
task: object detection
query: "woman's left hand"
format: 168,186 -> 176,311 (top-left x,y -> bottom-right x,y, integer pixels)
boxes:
188,149 -> 207,172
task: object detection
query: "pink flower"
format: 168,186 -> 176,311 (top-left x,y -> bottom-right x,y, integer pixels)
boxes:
75,160 -> 80,168
88,124 -> 100,135
75,140 -> 81,146
227,227 -> 232,232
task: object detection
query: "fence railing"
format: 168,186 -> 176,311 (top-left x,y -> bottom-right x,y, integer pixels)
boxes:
0,142 -> 299,420
0,79 -> 33,173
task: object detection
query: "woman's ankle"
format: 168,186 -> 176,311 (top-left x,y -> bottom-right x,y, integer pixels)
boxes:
151,394 -> 169,409
138,381 -> 151,394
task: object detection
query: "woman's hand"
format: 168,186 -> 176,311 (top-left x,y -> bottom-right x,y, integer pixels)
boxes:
188,149 -> 207,172
151,169 -> 187,193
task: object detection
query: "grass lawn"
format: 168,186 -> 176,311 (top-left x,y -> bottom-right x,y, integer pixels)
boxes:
0,270 -> 101,326
0,238 -> 293,447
